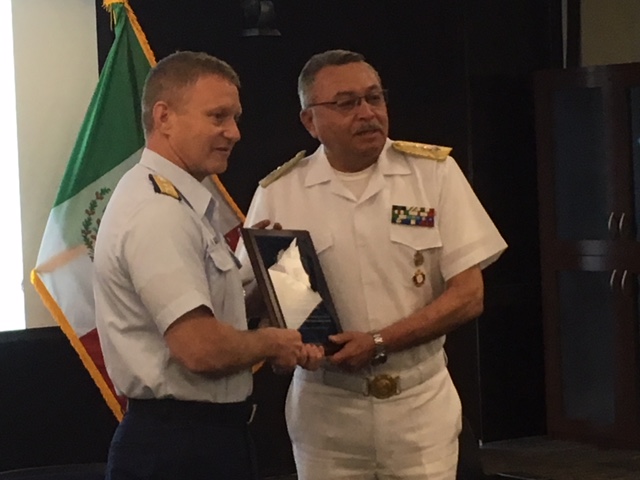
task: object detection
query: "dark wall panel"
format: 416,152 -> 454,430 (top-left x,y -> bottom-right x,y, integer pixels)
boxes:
0,328 -> 117,472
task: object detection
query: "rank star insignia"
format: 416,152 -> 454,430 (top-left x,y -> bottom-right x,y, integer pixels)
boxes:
391,205 -> 435,227
413,269 -> 426,287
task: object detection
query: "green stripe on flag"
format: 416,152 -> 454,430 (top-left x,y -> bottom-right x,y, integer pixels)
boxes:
54,3 -> 150,207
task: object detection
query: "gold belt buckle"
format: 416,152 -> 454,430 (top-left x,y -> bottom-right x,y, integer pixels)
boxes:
366,374 -> 400,399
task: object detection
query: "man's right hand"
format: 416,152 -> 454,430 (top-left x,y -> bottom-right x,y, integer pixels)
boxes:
263,327 -> 303,371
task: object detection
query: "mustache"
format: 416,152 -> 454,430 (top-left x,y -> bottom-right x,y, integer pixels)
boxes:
354,123 -> 383,134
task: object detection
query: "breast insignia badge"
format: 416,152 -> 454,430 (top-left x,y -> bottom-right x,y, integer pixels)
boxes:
413,251 -> 424,266
149,174 -> 181,201
392,140 -> 452,161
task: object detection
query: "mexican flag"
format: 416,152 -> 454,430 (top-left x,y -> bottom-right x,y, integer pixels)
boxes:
31,0 -> 244,420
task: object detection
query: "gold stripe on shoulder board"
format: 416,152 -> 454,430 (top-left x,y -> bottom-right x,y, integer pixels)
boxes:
149,174 -> 181,201
392,141 -> 451,161
259,150 -> 306,188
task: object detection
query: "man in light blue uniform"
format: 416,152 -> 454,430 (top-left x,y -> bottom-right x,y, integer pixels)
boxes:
94,51 -> 305,480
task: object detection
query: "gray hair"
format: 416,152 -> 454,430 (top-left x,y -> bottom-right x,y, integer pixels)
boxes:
142,51 -> 240,136
297,49 -> 380,109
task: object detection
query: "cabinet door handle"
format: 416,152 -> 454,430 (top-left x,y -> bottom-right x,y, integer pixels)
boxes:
607,212 -> 617,237
618,213 -> 626,237
609,269 -> 618,291
621,269 -> 628,293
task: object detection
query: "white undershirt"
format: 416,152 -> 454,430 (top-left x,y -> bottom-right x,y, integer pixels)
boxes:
333,163 -> 376,200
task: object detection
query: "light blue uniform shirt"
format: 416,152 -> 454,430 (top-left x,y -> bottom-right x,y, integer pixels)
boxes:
94,148 -> 252,403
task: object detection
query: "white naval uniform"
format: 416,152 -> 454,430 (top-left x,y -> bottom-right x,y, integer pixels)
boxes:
238,139 -> 507,479
94,148 -> 252,404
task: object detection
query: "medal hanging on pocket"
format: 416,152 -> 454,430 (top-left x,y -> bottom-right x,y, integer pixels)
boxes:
412,250 -> 425,287
412,269 -> 426,287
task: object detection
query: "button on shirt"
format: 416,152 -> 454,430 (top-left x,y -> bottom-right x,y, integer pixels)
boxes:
238,139 -> 507,373
94,148 -> 252,403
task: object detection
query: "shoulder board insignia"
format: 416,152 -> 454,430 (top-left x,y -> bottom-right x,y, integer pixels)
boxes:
259,150 -> 306,188
149,174 -> 181,201
392,141 -> 452,161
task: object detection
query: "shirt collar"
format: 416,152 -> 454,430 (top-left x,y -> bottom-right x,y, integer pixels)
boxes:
378,139 -> 413,176
139,148 -> 215,219
303,138 -> 410,188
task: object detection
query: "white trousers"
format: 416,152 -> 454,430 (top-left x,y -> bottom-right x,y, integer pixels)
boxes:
285,365 -> 462,480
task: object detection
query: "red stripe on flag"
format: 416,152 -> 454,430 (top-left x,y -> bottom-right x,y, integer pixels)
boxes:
80,328 -> 127,412
224,224 -> 242,251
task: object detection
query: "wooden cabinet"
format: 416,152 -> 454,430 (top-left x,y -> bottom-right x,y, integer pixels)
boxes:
535,62 -> 640,448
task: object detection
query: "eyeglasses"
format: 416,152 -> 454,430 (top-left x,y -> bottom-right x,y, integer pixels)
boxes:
306,89 -> 388,113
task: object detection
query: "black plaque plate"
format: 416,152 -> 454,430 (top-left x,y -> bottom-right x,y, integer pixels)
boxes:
241,228 -> 342,353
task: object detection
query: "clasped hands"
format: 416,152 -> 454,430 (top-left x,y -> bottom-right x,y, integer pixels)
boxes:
269,331 -> 377,375
268,332 -> 324,374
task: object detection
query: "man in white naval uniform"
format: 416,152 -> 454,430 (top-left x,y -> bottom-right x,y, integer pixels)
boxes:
237,50 -> 507,479
94,51 -> 306,480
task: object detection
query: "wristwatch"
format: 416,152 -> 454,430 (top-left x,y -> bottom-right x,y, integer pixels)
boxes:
370,331 -> 387,366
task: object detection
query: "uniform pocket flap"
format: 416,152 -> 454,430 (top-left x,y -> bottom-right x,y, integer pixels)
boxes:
310,232 -> 334,254
207,242 -> 235,271
390,225 -> 443,250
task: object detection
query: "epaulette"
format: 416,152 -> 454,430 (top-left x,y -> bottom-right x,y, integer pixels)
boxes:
148,174 -> 181,201
259,150 -> 306,188
392,141 -> 452,161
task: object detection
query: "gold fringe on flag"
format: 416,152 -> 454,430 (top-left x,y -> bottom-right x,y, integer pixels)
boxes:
212,175 -> 246,222
31,271 -> 125,421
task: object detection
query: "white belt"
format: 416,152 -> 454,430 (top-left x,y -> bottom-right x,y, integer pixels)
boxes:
304,354 -> 445,399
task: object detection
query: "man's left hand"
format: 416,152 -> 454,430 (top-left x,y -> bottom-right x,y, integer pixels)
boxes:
326,331 -> 376,372
251,219 -> 282,230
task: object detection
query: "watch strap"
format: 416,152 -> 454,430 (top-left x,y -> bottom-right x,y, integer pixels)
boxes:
371,331 -> 387,365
